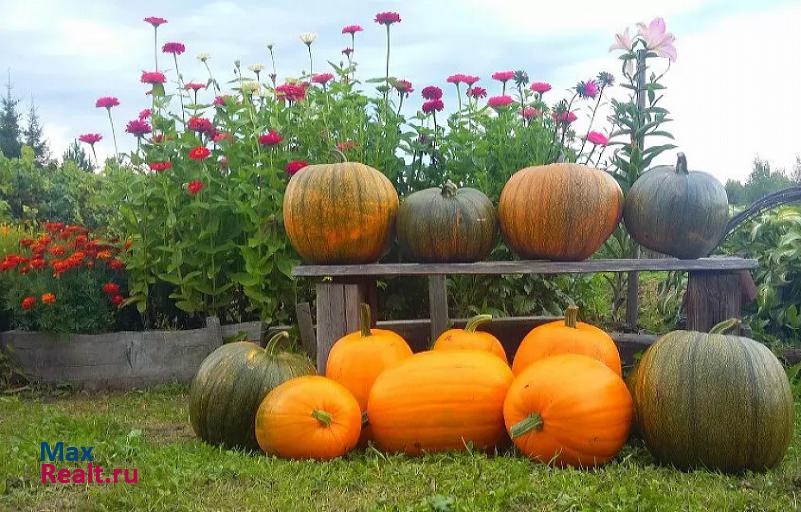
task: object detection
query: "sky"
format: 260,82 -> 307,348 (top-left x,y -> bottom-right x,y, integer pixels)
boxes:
1,0 -> 799,183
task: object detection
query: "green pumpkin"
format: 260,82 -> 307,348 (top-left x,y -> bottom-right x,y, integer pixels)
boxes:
623,153 -> 728,259
397,181 -> 497,262
629,320 -> 793,473
189,332 -> 316,450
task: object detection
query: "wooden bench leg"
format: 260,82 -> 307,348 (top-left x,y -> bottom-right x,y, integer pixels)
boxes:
315,282 -> 361,372
428,275 -> 449,343
686,271 -> 743,332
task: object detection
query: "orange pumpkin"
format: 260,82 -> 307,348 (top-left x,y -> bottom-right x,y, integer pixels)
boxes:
498,163 -> 623,261
504,354 -> 633,467
255,376 -> 361,460
283,161 -> 399,264
368,350 -> 513,455
512,305 -> 621,376
432,314 -> 508,364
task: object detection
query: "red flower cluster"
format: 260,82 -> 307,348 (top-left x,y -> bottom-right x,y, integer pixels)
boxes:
311,73 -> 334,85
162,42 -> 186,55
275,83 -> 306,103
285,160 -> 309,176
466,87 -> 487,99
95,96 -> 120,109
149,161 -> 172,172
125,119 -> 152,137
141,71 -> 167,84
187,180 -> 205,195
375,11 -> 401,25
530,82 -> 552,94
341,25 -> 363,35
422,99 -> 444,113
79,133 -> 102,145
188,146 -> 211,161
187,116 -> 214,133
185,82 -> 206,92
421,86 -> 443,100
103,282 -> 124,307
491,71 -> 515,82
259,130 -> 283,146
488,95 -> 513,109
144,16 -> 167,27
447,74 -> 479,85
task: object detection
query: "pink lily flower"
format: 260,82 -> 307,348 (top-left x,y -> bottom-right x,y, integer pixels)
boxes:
637,17 -> 677,61
609,26 -> 634,52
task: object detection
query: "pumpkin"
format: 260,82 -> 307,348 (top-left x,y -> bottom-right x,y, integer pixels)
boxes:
283,161 -> 399,264
368,350 -> 513,454
504,354 -> 633,467
512,305 -> 621,376
255,375 -> 361,460
623,153 -> 728,259
498,163 -> 623,261
189,331 -> 316,450
326,303 -> 413,441
628,319 -> 794,472
396,181 -> 497,262
432,314 -> 508,363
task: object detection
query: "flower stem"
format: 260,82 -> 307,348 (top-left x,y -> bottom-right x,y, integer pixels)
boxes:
153,27 -> 159,72
384,25 -> 391,102
106,109 -> 119,163
173,54 -> 186,123
307,45 -> 314,75
579,84 -> 607,157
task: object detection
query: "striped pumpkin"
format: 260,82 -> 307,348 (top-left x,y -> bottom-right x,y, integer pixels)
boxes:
498,163 -> 623,261
396,181 -> 497,262
629,320 -> 794,472
283,161 -> 399,264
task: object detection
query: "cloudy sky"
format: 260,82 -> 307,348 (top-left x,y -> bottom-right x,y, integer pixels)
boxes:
2,0 -> 799,182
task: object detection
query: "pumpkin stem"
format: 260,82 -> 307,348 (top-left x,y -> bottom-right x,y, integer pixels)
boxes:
311,409 -> 333,427
510,412 -> 543,439
709,318 -> 742,335
264,331 -> 289,355
676,153 -> 688,175
441,180 -> 458,198
330,147 -> 348,163
359,303 -> 373,338
465,314 -> 492,333
564,305 -> 579,329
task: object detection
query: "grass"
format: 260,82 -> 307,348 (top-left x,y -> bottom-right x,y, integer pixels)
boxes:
0,385 -> 799,512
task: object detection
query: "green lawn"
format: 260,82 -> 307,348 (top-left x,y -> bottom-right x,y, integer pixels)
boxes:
0,385 -> 799,511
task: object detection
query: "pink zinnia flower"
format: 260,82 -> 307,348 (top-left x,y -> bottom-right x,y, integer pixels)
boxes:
188,146 -> 210,161
258,130 -> 283,146
491,71 -> 515,82
78,133 -> 102,145
185,82 -> 206,92
552,111 -> 578,124
275,83 -> 306,103
530,82 -> 552,94
394,79 -> 413,95
520,106 -> 540,120
95,96 -> 119,109
342,25 -> 363,35
187,116 -> 213,133
586,131 -> 609,146
447,74 -> 467,84
141,71 -> 167,84
637,17 -> 677,61
213,95 -> 229,106
487,95 -> 513,109
285,160 -> 309,176
421,86 -> 443,100
144,17 -> 167,27
463,75 -> 480,86
576,79 -> 599,99
375,11 -> 401,25
342,47 -> 354,57
421,99 -> 444,114
162,42 -> 186,55
138,108 -> 152,120
311,73 -> 334,85
125,119 -> 151,137
149,161 -> 172,172
466,87 -> 487,99
187,180 -> 204,195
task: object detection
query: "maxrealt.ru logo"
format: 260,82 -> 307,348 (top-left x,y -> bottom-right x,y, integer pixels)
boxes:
40,442 -> 138,485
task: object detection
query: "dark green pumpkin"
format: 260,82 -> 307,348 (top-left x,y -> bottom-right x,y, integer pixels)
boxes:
623,153 -> 728,259
189,332 -> 316,450
397,181 -> 497,262
629,320 -> 794,473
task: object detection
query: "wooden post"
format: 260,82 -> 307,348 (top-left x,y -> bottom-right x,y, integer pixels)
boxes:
685,271 -> 743,332
295,302 -> 316,359
428,275 -> 449,342
315,282 -> 360,372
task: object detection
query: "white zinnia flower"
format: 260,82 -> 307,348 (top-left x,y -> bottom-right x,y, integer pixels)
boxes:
299,32 -> 317,45
248,64 -> 265,73
197,52 -> 210,63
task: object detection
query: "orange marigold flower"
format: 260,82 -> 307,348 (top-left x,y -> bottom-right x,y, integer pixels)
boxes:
42,293 -> 56,305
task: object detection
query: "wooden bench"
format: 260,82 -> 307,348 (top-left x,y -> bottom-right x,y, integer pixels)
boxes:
293,257 -> 758,371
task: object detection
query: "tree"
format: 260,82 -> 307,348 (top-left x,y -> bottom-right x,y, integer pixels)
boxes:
726,157 -> 794,205
0,72 -> 21,159
23,99 -> 49,163
62,139 -> 92,172
791,155 -> 801,185
725,179 -> 746,205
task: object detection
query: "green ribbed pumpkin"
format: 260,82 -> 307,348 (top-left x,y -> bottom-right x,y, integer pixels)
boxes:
629,320 -> 793,473
397,181 -> 497,262
623,153 -> 728,259
189,332 -> 316,450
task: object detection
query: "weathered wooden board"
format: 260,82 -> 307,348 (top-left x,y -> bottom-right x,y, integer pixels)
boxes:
293,257 -> 758,277
686,271 -> 743,332
427,275 -> 449,341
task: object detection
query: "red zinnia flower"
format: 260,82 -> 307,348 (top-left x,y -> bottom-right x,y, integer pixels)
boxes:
275,83 -> 306,103
213,132 -> 232,143
285,160 -> 309,176
422,99 -> 444,113
138,108 -> 152,120
103,282 -> 120,295
213,95 -> 230,106
394,79 -> 413,95
95,96 -> 119,109
375,11 -> 401,25
108,259 -> 125,270
79,133 -> 102,145
337,140 -> 356,151
487,95 -> 513,109
466,87 -> 487,98
144,16 -> 167,27
41,293 -> 56,305
530,82 -> 552,94
21,297 -> 36,310
185,82 -> 206,92
141,71 -> 167,85
520,106 -> 541,120
187,180 -> 205,195
342,47 -> 353,57
342,25 -> 363,35
491,71 -> 515,82
258,130 -> 283,146
30,258 -> 46,270
586,131 -> 609,146
110,294 -> 124,307
311,73 -> 334,85
187,116 -> 213,133
149,161 -> 172,172
188,146 -> 211,161
421,86 -> 443,100
125,119 -> 152,137
162,42 -> 186,55
552,111 -> 578,124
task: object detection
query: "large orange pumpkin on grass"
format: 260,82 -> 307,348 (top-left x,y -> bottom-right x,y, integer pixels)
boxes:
498,163 -> 623,261
368,350 -> 513,455
255,376 -> 361,460
432,314 -> 508,363
504,354 -> 633,467
512,305 -> 621,376
283,161 -> 399,264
